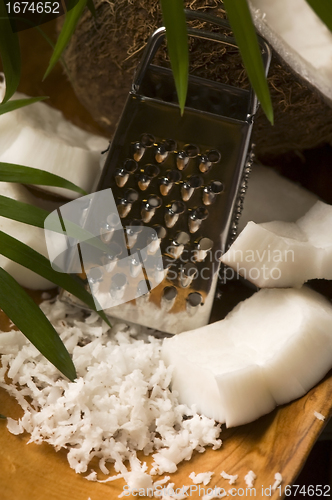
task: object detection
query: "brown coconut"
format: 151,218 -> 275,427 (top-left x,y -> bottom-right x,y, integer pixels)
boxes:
60,0 -> 332,161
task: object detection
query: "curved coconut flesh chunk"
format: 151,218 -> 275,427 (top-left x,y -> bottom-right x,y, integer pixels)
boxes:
0,182 -> 58,289
222,201 -> 332,288
297,201 -> 332,277
249,0 -> 332,102
0,83 -> 108,198
297,200 -> 332,248
0,108 -> 22,154
239,164 -> 318,232
0,126 -> 103,197
161,287 -> 332,427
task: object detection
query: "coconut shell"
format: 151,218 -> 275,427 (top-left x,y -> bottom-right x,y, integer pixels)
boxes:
60,0 -> 332,161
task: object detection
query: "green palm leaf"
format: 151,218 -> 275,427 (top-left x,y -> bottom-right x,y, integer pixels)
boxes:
160,0 -> 188,114
223,0 -> 273,124
0,230 -> 110,326
0,195 -> 109,253
43,0 -> 88,80
0,96 -> 48,115
0,194 -> 48,227
0,162 -> 87,195
0,267 -> 76,381
305,0 -> 332,32
86,0 -> 96,17
0,194 -> 110,323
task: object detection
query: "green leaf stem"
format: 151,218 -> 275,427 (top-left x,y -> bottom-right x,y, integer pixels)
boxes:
160,0 -> 188,114
0,267 -> 76,381
223,0 -> 273,124
0,162 -> 87,195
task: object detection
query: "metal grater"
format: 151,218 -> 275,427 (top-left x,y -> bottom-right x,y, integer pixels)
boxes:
60,12 -> 271,334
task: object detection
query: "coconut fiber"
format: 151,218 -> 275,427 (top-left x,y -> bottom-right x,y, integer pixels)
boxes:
61,0 -> 332,161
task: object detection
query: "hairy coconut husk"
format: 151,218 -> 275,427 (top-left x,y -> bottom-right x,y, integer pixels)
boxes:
61,0 -> 332,161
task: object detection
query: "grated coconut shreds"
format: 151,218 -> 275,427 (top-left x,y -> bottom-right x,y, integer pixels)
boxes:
314,411 -> 325,421
244,470 -> 256,488
0,298 -> 221,486
189,471 -> 214,485
220,471 -> 238,485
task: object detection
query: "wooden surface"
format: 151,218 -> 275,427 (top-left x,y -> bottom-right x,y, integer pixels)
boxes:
1,318 -> 332,500
0,17 -> 332,500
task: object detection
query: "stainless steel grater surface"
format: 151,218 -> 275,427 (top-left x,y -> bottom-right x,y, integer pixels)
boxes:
61,13 -> 271,334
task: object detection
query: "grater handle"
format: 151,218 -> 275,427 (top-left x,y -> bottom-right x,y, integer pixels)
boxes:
132,10 -> 272,120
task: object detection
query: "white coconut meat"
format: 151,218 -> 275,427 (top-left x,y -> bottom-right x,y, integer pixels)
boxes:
0,298 -> 221,485
249,0 -> 332,103
0,182 -> 58,289
0,78 -> 108,198
222,201 -> 332,288
239,164 -> 318,232
161,287 -> 332,428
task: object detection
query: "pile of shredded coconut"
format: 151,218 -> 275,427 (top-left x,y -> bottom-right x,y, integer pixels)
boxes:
0,297 -> 221,487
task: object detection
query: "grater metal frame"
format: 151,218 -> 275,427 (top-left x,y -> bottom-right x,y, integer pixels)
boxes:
61,12 -> 271,334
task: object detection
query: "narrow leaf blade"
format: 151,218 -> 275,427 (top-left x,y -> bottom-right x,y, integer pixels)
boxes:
0,0 -> 21,103
160,0 -> 188,114
305,0 -> 332,33
0,230 -> 90,306
0,231 -> 109,324
0,267 -> 76,381
223,0 -> 273,124
86,0 -> 96,17
0,195 -> 110,253
0,194 -> 48,228
0,162 -> 87,195
0,230 -> 110,326
0,96 -> 48,116
0,197 -> 110,325
43,0 -> 87,80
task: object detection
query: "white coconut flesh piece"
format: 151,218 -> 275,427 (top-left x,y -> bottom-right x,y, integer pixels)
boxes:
249,0 -> 332,103
0,182 -> 58,289
0,80 -> 108,198
161,286 -> 332,428
239,164 -> 318,232
222,201 -> 332,288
